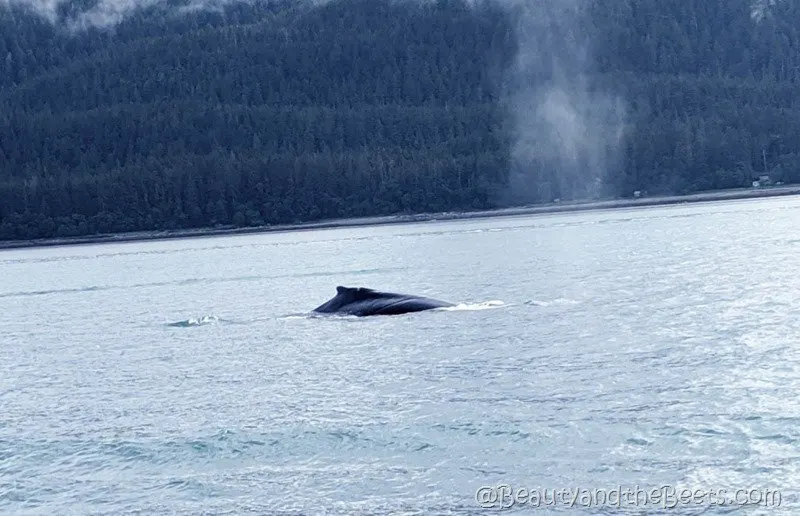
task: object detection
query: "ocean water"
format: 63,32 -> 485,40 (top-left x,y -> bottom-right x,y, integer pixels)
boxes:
2,196 -> 799,515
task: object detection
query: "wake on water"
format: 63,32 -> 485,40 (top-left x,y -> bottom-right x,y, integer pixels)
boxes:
165,299 -> 584,327
166,301 -> 510,327
165,298 -> 585,327
437,300 -> 505,311
524,298 -> 580,307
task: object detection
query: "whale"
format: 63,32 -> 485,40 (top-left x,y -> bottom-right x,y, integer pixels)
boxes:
312,286 -> 455,317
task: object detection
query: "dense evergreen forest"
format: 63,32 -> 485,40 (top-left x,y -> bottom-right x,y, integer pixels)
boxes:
1,0 -> 799,240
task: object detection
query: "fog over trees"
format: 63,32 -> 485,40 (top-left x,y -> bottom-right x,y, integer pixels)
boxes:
1,0 -> 799,239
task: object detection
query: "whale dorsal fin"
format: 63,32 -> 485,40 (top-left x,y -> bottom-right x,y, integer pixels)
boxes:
335,286 -> 376,298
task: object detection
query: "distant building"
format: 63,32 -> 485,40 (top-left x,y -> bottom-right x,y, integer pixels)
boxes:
752,175 -> 772,188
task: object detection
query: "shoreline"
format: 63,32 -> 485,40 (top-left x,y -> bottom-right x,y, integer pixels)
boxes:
2,185 -> 799,251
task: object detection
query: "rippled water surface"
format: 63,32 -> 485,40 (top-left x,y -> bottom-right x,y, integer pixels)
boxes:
2,197 -> 800,515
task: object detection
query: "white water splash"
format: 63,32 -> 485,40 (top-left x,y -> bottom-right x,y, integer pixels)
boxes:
167,315 -> 219,327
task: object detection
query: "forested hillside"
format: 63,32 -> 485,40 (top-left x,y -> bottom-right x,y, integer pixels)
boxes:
1,0 -> 799,240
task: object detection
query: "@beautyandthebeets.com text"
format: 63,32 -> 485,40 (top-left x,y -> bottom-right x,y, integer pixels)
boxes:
475,484 -> 782,509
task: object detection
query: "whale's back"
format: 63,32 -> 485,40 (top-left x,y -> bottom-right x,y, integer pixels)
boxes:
313,286 -> 453,316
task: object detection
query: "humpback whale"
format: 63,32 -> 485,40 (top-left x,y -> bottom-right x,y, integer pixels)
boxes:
313,286 -> 455,317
